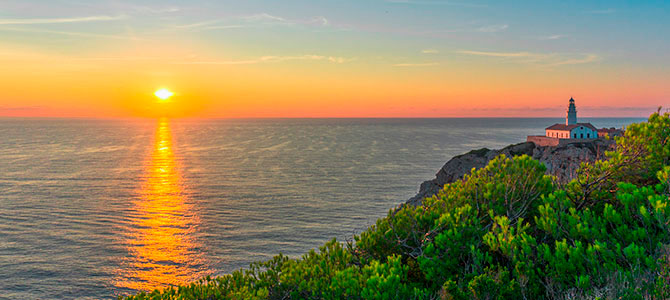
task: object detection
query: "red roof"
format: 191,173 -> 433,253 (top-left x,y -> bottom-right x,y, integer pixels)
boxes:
545,123 -> 597,131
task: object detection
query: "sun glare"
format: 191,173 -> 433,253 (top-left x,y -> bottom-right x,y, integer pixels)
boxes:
154,89 -> 174,101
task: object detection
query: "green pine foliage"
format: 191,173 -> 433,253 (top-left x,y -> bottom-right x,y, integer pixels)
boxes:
122,111 -> 670,300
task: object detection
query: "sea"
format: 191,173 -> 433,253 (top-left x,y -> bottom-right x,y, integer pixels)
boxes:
0,117 -> 644,299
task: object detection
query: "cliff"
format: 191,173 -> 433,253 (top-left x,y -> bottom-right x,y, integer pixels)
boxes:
407,139 -> 615,206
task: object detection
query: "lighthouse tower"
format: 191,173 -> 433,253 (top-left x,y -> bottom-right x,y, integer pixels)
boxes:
530,97 -> 603,146
566,97 -> 577,125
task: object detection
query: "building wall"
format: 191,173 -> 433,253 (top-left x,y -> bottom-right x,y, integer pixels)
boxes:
545,130 -> 571,139
569,126 -> 598,139
528,135 -> 598,147
528,135 -> 560,146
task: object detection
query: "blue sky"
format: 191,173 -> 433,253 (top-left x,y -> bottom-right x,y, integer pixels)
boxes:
0,0 -> 668,117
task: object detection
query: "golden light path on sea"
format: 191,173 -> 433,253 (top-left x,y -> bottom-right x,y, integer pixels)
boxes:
116,118 -> 207,291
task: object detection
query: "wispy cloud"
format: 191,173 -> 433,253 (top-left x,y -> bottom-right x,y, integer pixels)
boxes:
73,56 -> 165,61
175,13 -> 282,30
240,13 -> 287,23
174,60 -> 258,65
422,49 -> 439,54
174,22 -> 246,31
0,26 -> 146,41
385,0 -> 488,8
476,24 -> 508,33
538,34 -> 566,40
393,62 -> 439,67
548,54 -> 600,66
260,55 -> 327,62
175,54 -> 354,65
173,19 -> 220,29
406,23 -> 508,36
8,53 -> 352,65
199,24 -> 247,30
457,50 -> 534,57
464,105 -> 658,117
176,12 -> 330,32
126,6 -> 181,14
457,50 -> 600,67
467,105 -> 562,113
0,105 -> 62,117
310,16 -> 329,26
0,15 -> 125,25
108,3 -> 180,15
0,105 -> 47,112
328,56 -> 354,63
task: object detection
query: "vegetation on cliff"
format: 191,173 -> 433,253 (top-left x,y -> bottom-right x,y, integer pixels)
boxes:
122,112 -> 670,300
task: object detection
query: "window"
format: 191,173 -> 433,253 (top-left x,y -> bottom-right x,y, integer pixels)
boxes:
574,133 -> 577,138
587,133 -> 590,138
580,133 -> 583,138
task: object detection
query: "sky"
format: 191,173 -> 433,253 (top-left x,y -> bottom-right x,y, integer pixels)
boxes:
0,0 -> 668,118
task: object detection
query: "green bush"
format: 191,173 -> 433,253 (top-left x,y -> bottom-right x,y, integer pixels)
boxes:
122,112 -> 670,300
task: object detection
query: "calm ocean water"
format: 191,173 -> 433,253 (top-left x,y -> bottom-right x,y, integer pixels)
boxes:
0,117 -> 643,299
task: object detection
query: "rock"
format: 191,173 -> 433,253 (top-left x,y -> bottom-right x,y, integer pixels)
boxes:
406,139 -> 614,206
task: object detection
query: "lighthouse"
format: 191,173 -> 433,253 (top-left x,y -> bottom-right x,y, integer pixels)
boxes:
542,97 -> 597,141
566,97 -> 577,125
527,97 -> 623,146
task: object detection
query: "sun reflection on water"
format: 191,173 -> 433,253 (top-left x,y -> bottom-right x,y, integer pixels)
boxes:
116,118 -> 208,292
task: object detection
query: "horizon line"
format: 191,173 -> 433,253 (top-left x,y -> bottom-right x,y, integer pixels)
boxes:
0,115 -> 652,120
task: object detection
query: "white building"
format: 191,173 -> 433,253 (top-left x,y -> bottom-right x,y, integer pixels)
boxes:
544,98 -> 598,139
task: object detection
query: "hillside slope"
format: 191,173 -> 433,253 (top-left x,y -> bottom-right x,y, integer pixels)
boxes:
408,139 -> 614,206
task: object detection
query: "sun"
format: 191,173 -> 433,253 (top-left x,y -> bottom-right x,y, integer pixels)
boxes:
154,88 -> 174,101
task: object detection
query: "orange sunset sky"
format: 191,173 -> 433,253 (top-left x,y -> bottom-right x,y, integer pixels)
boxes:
1,0 -> 668,118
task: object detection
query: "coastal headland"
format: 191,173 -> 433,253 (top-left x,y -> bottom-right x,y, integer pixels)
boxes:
408,138 -> 615,206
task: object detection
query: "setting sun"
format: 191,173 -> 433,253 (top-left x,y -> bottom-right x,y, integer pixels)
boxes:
154,89 -> 174,101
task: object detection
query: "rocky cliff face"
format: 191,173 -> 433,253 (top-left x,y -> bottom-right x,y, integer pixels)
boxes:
406,140 -> 615,206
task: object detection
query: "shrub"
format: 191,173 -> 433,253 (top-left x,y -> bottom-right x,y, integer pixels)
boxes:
122,112 -> 670,300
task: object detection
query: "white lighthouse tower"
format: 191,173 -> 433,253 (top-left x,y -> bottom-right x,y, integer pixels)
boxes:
566,97 -> 577,125
528,97 -> 620,146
